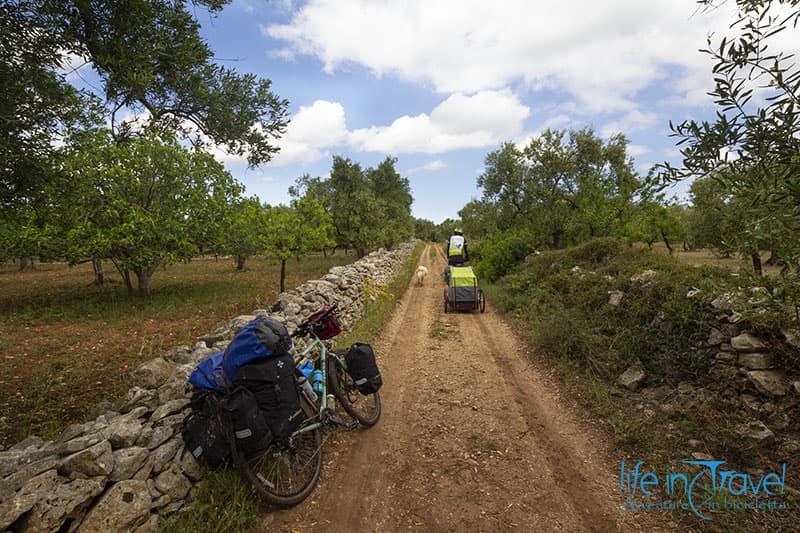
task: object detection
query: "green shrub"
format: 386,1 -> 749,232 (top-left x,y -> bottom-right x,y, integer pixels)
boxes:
494,238 -> 723,384
475,229 -> 538,281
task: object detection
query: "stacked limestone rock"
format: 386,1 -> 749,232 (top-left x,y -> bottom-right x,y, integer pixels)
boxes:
0,242 -> 416,532
614,275 -> 799,450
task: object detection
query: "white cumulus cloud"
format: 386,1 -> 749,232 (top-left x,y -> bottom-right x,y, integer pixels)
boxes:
349,89 -> 529,154
271,99 -> 348,166
627,144 -> 650,157
213,91 -> 528,167
264,0 -> 739,112
601,110 -> 660,139
408,160 -> 447,173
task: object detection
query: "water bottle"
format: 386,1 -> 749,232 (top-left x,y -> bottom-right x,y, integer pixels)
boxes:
311,369 -> 324,395
298,376 -> 317,403
296,358 -> 314,380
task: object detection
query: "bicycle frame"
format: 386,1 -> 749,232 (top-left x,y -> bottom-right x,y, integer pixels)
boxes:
291,334 -> 346,436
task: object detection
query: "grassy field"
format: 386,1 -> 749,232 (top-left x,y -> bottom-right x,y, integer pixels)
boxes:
645,242 -> 784,276
0,254 -> 358,447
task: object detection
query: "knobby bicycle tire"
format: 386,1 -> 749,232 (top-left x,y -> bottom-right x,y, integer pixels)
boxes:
232,397 -> 322,508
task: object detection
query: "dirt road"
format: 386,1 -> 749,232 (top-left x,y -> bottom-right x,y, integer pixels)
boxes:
267,244 -> 656,532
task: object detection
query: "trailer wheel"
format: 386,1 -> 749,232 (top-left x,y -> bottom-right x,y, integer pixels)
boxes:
479,290 -> 486,313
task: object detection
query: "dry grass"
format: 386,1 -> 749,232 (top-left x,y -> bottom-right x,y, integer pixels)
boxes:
643,243 -> 783,276
0,254 -> 356,446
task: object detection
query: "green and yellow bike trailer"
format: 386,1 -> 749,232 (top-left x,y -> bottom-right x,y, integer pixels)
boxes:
443,266 -> 486,313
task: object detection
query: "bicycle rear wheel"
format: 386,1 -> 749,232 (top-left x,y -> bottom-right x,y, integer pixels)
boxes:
233,398 -> 322,508
327,354 -> 381,427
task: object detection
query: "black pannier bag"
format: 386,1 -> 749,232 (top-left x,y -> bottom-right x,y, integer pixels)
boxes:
232,354 -> 304,445
181,390 -> 233,468
345,343 -> 383,395
228,387 -> 273,457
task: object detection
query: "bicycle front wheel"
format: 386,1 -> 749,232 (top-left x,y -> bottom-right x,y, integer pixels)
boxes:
233,398 -> 322,508
327,354 -> 381,427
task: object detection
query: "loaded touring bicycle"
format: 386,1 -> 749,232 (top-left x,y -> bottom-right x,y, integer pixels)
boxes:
184,303 -> 383,507
443,266 -> 486,313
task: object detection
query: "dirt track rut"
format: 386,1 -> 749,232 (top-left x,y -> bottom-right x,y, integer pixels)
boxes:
267,244 -> 655,532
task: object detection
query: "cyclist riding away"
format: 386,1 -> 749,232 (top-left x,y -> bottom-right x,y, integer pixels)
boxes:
446,229 -> 468,266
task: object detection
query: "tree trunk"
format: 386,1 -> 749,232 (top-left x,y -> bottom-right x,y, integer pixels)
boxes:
751,252 -> 763,277
122,272 -> 133,293
92,257 -> 105,285
134,258 -> 161,296
111,259 -> 134,294
765,250 -> 781,266
660,230 -> 673,255
280,259 -> 287,293
552,229 -> 562,249
19,257 -> 35,272
357,248 -> 366,258
236,255 -> 246,270
322,248 -> 327,258
135,269 -> 152,296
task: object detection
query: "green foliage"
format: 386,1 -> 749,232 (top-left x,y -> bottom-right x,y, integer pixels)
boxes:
0,205 -> 62,265
61,130 -> 242,294
433,218 -> 460,242
261,196 -> 334,292
263,197 -> 334,262
621,198 -> 688,252
37,0 -> 289,165
492,238 -> 717,383
221,197 -> 267,269
2,0 -> 288,240
660,0 -> 800,270
474,228 -> 538,282
293,156 -> 413,256
686,175 -> 734,251
686,172 -> 784,274
478,129 -> 640,249
413,218 -> 438,241
467,128 -> 642,278
0,1 -> 100,209
459,199 -> 498,240
367,157 -> 414,248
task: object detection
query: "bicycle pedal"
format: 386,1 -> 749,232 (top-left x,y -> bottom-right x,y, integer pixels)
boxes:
329,411 -> 348,426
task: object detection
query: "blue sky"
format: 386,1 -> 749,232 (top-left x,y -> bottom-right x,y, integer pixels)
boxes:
72,0 -> 794,222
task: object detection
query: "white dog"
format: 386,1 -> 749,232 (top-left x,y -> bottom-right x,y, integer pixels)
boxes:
415,265 -> 428,285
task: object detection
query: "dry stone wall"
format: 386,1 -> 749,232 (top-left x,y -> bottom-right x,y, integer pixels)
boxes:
0,242 -> 417,532
611,272 -> 800,452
